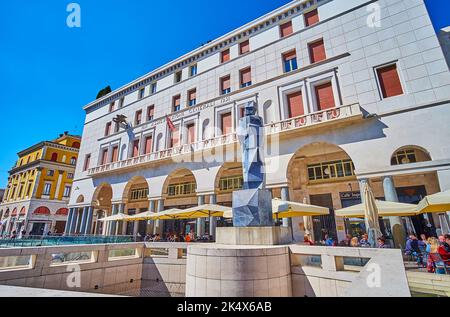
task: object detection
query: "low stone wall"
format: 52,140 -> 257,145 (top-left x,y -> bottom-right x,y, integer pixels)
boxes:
0,242 -> 412,297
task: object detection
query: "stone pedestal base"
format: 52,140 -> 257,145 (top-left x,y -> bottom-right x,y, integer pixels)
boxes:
216,226 -> 292,245
186,244 -> 292,297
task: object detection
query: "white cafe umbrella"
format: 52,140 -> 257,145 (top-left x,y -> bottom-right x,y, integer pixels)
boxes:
363,184 -> 382,247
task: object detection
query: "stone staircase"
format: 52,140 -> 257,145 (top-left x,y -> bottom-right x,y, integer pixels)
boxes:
407,271 -> 450,297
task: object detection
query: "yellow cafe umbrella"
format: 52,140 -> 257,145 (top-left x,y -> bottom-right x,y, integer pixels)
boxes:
125,211 -> 157,221
272,199 -> 329,218
146,209 -> 183,220
223,199 -> 329,219
98,213 -> 129,222
335,200 -> 417,218
416,190 -> 450,214
171,204 -> 231,219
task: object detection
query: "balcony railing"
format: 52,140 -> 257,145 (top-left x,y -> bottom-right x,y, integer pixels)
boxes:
88,133 -> 238,176
88,104 -> 362,176
266,103 -> 362,135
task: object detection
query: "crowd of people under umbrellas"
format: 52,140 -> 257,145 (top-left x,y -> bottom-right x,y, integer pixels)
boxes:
302,232 -> 450,274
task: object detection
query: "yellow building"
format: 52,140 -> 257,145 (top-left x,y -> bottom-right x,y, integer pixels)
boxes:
0,133 -> 81,236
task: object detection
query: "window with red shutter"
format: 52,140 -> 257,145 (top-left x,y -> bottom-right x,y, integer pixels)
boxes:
188,89 -> 197,106
132,140 -> 140,157
135,110 -> 142,125
240,68 -> 252,88
83,154 -> 91,171
147,105 -> 155,121
309,39 -> 326,63
221,49 -> 230,63
376,64 -> 404,98
170,126 -> 180,148
101,149 -> 109,165
280,21 -> 293,38
304,9 -> 319,27
173,95 -> 181,112
105,122 -> 112,136
239,40 -> 250,55
187,123 -> 196,144
315,82 -> 335,111
145,136 -> 153,154
287,91 -> 304,118
111,146 -> 119,162
221,76 -> 231,95
221,112 -> 232,135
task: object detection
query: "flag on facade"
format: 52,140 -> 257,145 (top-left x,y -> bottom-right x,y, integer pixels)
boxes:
166,115 -> 176,132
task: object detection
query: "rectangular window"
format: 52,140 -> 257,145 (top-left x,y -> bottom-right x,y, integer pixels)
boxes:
135,110 -> 142,125
221,49 -> 230,63
132,140 -> 140,158
105,122 -> 112,136
283,50 -> 298,73
221,76 -> 231,95
187,123 -> 196,144
280,21 -> 293,38
67,173 -> 74,180
138,88 -> 145,99
169,126 -> 180,148
315,82 -> 335,110
83,154 -> 91,171
239,40 -> 250,55
304,9 -> 319,27
119,97 -> 125,108
47,170 -> 55,177
43,183 -> 52,196
308,160 -> 355,182
173,95 -> 181,112
189,64 -> 198,77
287,91 -> 304,118
376,64 -> 404,99
151,83 -> 157,94
111,146 -> 119,162
130,188 -> 149,202
63,186 -> 71,198
114,121 -> 120,133
147,105 -> 155,121
221,112 -> 232,135
240,67 -> 252,88
188,89 -> 197,106
144,135 -> 153,154
167,182 -> 196,197
175,71 -> 182,83
101,149 -> 109,165
309,39 -> 326,64
109,102 -> 115,112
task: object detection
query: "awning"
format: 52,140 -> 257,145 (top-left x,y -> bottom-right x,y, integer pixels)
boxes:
98,214 -> 129,222
171,204 -> 231,219
272,199 -> 329,219
335,200 -> 417,218
223,199 -> 329,219
416,190 -> 450,214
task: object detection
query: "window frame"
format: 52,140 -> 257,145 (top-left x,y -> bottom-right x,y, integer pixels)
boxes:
374,62 -> 405,100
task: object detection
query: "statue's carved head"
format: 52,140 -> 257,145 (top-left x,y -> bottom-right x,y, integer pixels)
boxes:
244,101 -> 257,117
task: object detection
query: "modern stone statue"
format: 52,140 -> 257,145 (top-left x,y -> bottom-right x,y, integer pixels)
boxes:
233,101 -> 274,227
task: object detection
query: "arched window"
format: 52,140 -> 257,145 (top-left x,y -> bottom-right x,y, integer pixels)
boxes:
50,153 -> 58,162
33,206 -> 51,215
56,208 -> 69,216
72,142 -> 80,149
391,146 -> 432,166
19,207 -> 26,216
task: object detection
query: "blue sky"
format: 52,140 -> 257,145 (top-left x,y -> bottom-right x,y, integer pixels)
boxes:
0,0 -> 448,188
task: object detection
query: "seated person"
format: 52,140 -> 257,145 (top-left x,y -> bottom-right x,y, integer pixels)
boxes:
438,234 -> 450,265
405,235 -> 421,255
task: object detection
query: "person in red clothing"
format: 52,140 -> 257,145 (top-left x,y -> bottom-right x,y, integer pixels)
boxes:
438,234 -> 450,265
303,235 -> 315,246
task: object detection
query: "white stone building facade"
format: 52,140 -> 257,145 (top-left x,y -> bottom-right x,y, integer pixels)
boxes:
68,0 -> 450,243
